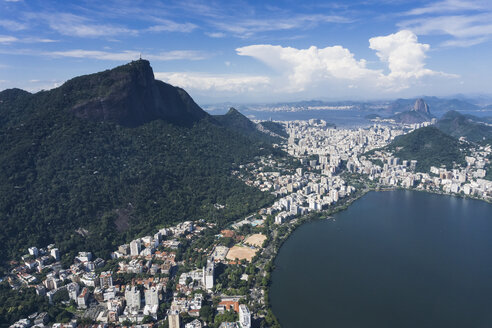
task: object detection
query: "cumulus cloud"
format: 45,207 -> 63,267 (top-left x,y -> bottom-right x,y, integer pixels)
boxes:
236,44 -> 378,91
149,30 -> 455,99
155,72 -> 270,93
369,30 -> 439,80
235,30 -> 451,92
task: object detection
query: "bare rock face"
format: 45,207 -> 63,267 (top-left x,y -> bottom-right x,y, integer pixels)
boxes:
67,59 -> 208,127
392,98 -> 433,124
412,98 -> 430,115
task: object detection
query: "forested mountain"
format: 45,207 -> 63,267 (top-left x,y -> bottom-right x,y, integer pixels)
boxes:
0,61 -> 278,269
435,110 -> 492,143
213,107 -> 282,142
384,126 -> 468,172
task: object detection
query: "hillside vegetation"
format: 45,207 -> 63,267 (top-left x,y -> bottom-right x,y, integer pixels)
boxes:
386,126 -> 469,172
213,108 -> 281,143
435,110 -> 492,143
0,61 -> 278,268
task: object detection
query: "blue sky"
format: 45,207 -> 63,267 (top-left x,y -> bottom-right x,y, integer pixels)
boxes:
0,0 -> 491,103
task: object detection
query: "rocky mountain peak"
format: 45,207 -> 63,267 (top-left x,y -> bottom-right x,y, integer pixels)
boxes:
412,98 -> 430,115
64,59 -> 208,127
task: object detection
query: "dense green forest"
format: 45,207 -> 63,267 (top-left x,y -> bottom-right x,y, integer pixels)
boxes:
436,110 -> 492,143
0,62 -> 280,270
0,282 -> 74,328
214,108 -> 282,143
385,126 -> 468,172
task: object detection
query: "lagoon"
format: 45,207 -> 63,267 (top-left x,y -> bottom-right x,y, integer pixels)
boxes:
270,190 -> 492,328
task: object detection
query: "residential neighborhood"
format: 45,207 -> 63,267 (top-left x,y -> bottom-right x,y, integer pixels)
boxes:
5,119 -> 491,328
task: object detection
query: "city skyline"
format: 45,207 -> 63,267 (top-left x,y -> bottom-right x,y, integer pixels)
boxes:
1,0 -> 491,103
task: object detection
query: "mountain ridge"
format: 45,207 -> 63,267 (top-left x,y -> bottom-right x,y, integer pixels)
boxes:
0,61 -> 277,268
435,110 -> 492,142
383,126 -> 468,172
63,59 -> 209,127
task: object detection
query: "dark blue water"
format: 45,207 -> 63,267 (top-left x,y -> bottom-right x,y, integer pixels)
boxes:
270,190 -> 492,328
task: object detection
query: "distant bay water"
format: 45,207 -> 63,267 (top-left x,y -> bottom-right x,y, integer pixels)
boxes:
270,190 -> 492,328
205,108 -> 492,128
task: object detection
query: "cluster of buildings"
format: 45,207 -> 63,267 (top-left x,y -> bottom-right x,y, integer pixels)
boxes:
8,117 -> 490,328
281,119 -> 491,201
235,153 -> 356,225
285,120 -> 410,159
362,147 -> 492,200
7,212 -> 257,328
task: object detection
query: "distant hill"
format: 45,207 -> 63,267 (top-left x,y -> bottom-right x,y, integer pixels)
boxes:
215,107 -> 260,136
214,108 -> 283,142
392,98 -> 433,124
385,126 -> 468,172
389,97 -> 479,113
435,110 -> 492,143
364,113 -> 382,120
0,61 -> 278,267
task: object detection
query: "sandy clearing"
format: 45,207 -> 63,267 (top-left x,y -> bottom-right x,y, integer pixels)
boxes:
244,233 -> 267,248
226,246 -> 257,262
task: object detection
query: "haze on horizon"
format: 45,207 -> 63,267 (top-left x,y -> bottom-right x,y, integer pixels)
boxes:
0,0 -> 491,104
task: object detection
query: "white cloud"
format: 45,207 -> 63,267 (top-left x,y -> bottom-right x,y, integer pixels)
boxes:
405,0 -> 486,15
400,1 -> 492,46
41,13 -> 137,38
25,80 -> 62,92
440,37 -> 488,47
0,19 -> 28,31
400,13 -> 492,38
369,30 -> 441,80
147,18 -> 197,33
0,35 -> 57,44
156,30 -> 452,99
0,35 -> 18,43
47,49 -> 208,61
235,30 -> 453,93
20,37 -> 57,43
212,14 -> 350,38
155,72 -> 270,93
237,44 -> 378,91
206,32 -> 226,38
